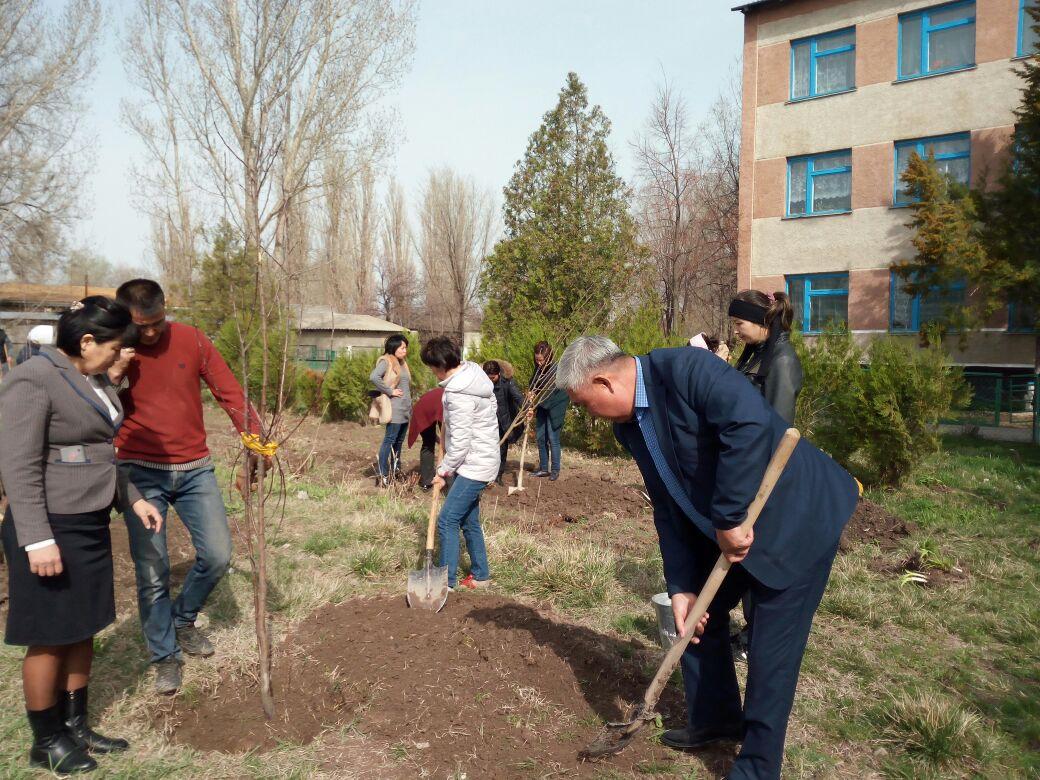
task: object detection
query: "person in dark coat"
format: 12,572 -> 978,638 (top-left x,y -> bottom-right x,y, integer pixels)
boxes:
729,290 -> 803,425
0,298 -> 164,775
483,360 -> 524,486
527,341 -> 569,481
556,336 -> 858,780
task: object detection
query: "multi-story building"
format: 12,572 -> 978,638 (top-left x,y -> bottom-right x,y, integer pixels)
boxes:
733,0 -> 1037,371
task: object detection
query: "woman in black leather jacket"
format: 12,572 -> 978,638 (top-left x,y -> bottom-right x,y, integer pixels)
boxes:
728,290 -> 803,424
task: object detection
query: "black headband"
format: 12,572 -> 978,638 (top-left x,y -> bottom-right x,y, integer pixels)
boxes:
728,299 -> 768,325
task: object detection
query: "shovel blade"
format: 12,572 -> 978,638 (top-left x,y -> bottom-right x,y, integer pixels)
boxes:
406,562 -> 449,611
507,486 -> 524,496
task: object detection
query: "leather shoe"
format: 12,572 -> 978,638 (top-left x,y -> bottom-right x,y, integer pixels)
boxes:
530,470 -> 550,478
660,725 -> 744,751
63,687 -> 128,753
28,704 -> 97,774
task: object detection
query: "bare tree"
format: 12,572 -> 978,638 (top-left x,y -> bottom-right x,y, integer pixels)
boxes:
122,0 -> 201,299
126,0 -> 416,717
375,179 -> 417,324
631,71 -> 740,341
0,0 -> 101,280
416,168 -> 495,341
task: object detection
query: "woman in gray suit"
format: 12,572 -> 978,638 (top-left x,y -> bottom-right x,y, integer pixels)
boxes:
0,297 -> 163,775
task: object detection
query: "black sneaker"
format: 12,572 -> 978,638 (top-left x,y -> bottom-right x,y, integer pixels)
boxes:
176,624 -> 215,657
154,658 -> 183,695
661,725 -> 744,751
549,472 -> 559,482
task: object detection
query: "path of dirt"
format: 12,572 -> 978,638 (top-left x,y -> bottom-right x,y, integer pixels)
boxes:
168,594 -> 736,777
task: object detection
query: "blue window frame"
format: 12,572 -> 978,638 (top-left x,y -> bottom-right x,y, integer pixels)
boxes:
790,27 -> 856,100
1008,300 -> 1037,332
787,150 -> 852,217
1020,0 -> 1039,56
894,132 -> 971,205
787,274 -> 849,334
890,273 -> 966,331
898,1 -> 976,80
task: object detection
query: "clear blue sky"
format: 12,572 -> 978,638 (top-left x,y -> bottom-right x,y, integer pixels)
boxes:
74,0 -> 744,267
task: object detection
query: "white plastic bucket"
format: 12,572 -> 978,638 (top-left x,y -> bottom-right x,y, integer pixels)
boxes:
651,592 -> 678,649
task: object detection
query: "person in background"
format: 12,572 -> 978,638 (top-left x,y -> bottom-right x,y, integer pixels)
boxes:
0,324 -> 11,376
689,333 -> 730,361
728,290 -> 805,663
16,325 -> 56,366
483,360 -> 524,487
0,298 -> 163,775
527,341 -> 569,481
111,279 -> 266,696
369,334 -> 412,487
407,387 -> 444,492
729,291 -> 803,425
556,336 -> 857,780
421,337 -> 499,590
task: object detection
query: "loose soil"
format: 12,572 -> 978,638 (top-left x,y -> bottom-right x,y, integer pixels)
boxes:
169,595 -> 737,777
839,499 -> 917,553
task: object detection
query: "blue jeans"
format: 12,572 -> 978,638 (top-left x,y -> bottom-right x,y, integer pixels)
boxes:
436,475 -> 490,587
121,463 -> 233,663
378,422 -> 407,477
535,407 -> 562,475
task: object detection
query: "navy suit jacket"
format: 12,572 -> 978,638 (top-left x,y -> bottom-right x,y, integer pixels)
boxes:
614,347 -> 858,591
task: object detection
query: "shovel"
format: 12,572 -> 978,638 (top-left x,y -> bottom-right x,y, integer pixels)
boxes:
508,421 -> 531,496
580,428 -> 801,760
406,482 -> 449,611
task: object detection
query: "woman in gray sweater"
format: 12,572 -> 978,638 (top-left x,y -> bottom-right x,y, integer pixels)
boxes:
370,334 -> 412,486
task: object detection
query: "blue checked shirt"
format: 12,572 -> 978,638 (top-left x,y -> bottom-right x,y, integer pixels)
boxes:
633,358 -> 701,523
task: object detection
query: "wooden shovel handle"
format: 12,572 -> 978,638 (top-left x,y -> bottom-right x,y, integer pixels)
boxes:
636,428 -> 801,719
425,482 -> 443,552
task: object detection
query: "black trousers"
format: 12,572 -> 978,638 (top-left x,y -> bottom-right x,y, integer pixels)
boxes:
677,530 -> 839,780
418,425 -> 438,487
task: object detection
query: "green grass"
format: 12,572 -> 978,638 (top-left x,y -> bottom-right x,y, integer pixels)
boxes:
0,433 -> 1035,778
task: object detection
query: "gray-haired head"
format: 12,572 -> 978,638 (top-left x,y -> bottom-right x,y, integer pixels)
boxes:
556,336 -> 628,391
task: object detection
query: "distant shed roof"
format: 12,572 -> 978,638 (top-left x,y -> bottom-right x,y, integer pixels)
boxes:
0,283 -> 118,306
295,306 -> 406,333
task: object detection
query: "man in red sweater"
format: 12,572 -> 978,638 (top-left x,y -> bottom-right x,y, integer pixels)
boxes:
114,279 -> 262,695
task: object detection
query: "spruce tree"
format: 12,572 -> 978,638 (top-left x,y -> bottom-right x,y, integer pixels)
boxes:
480,73 -> 639,340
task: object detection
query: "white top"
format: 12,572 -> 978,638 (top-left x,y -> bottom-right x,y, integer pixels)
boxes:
88,376 -> 118,421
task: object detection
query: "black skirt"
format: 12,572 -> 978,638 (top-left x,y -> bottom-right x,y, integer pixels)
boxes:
2,507 -> 115,646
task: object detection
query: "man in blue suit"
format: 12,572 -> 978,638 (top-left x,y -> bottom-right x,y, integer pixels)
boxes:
556,336 -> 858,780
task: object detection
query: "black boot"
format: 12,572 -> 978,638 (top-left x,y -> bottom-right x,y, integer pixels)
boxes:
63,687 -> 129,754
27,704 -> 97,774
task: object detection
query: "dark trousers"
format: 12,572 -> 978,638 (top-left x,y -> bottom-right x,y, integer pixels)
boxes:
498,440 -> 509,479
677,531 -> 838,780
419,425 -> 438,487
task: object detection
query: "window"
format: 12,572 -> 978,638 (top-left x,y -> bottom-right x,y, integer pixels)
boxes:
1021,0 -> 1039,56
787,274 -> 849,333
1008,300 -> 1037,332
899,1 -> 975,80
791,28 -> 856,100
894,133 -> 971,205
787,151 -> 852,216
890,273 -> 966,331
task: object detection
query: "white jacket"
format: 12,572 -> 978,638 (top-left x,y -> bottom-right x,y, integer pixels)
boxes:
437,361 -> 501,483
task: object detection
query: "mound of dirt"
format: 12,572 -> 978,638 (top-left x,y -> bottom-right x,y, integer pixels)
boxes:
839,499 -> 917,553
169,595 -> 729,776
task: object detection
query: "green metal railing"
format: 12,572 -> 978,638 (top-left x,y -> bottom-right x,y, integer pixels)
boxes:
296,345 -> 337,371
947,371 -> 1038,440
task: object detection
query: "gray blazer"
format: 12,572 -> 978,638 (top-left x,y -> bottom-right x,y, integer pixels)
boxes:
0,347 -> 142,547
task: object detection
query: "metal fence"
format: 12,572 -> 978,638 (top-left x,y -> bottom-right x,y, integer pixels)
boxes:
946,371 -> 1038,440
296,345 -> 338,371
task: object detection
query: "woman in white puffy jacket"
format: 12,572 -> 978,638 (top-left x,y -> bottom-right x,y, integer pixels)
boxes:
421,336 -> 500,589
